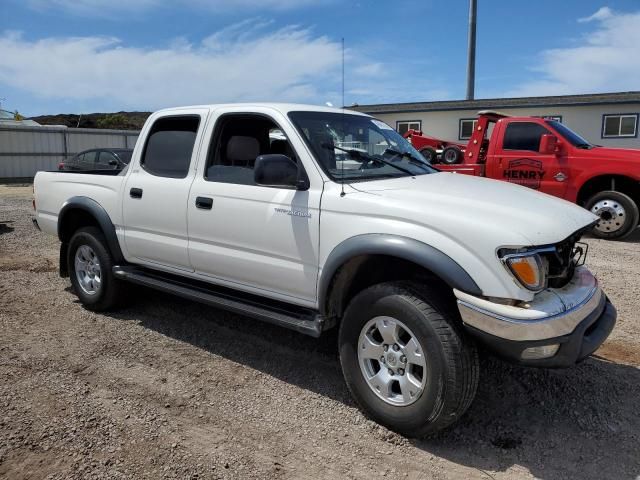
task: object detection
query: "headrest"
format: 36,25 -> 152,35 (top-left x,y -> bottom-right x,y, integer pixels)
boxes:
227,136 -> 260,162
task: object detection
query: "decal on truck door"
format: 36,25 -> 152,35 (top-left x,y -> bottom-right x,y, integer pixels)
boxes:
503,158 -> 545,190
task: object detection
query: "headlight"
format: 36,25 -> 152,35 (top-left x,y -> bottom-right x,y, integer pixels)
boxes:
500,251 -> 548,292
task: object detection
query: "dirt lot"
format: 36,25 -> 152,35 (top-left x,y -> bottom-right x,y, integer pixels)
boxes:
1,184 -> 639,480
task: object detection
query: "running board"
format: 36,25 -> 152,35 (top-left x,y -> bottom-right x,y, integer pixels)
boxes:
112,266 -> 327,337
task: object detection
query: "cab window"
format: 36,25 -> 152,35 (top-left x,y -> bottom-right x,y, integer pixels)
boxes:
205,114 -> 297,186
503,122 -> 550,152
141,116 -> 200,178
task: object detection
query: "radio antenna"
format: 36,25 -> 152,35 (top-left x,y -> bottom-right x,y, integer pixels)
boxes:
340,37 -> 346,197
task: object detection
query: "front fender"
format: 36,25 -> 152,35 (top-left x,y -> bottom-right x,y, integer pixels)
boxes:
317,234 -> 482,315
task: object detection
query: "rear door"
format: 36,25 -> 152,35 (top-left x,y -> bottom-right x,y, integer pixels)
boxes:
487,121 -> 568,198
122,109 -> 208,271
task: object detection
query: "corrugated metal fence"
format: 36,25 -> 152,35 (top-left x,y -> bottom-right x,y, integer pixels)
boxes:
0,125 -> 139,180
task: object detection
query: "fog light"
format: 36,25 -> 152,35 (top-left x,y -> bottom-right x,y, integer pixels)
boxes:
521,344 -> 560,360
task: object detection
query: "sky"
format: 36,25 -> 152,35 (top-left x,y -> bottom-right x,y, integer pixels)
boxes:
0,0 -> 639,116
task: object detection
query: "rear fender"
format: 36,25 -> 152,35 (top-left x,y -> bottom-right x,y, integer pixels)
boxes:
57,196 -> 125,273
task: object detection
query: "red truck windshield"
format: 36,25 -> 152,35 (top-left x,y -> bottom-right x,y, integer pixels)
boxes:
546,120 -> 592,149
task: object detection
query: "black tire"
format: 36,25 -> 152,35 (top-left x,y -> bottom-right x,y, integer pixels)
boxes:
585,191 -> 639,240
68,226 -> 124,311
339,282 -> 479,438
419,147 -> 438,164
440,146 -> 463,165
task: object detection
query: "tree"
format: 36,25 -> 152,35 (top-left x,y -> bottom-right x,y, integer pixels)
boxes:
96,114 -> 129,129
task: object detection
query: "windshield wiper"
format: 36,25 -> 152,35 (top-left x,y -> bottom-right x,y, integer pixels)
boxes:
321,143 -> 415,176
383,148 -> 432,169
576,143 -> 593,149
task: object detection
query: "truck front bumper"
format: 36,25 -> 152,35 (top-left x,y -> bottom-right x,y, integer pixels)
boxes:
455,267 -> 616,367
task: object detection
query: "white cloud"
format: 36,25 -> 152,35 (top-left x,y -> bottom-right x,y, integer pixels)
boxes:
507,7 -> 640,97
578,6 -> 613,23
0,23 -> 406,112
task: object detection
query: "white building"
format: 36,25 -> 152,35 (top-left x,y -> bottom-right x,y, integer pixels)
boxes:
0,109 -> 41,127
353,91 -> 640,149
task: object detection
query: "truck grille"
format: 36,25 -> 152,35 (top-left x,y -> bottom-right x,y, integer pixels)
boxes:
545,231 -> 589,289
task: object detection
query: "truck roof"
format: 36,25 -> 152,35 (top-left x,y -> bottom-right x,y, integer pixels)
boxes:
154,103 -> 372,117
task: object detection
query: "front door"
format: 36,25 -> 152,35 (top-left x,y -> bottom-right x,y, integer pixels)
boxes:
489,121 -> 568,198
122,110 -> 208,270
187,112 -> 321,304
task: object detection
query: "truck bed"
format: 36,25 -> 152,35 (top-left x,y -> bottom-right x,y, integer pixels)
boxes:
34,171 -> 125,238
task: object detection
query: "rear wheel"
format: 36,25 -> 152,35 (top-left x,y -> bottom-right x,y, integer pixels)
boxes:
586,191 -> 639,240
441,146 -> 463,165
339,282 -> 479,438
68,227 -> 124,311
419,147 -> 437,164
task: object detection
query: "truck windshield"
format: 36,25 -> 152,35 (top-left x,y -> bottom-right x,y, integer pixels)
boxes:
546,120 -> 592,149
288,111 -> 436,182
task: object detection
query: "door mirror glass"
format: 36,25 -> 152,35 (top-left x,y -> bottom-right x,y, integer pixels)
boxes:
539,134 -> 558,154
254,154 -> 309,190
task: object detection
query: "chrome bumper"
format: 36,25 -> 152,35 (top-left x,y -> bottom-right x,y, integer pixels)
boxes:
455,267 -> 601,342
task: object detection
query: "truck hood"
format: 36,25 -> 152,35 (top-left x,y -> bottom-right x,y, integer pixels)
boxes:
350,172 -> 597,246
577,145 -> 640,164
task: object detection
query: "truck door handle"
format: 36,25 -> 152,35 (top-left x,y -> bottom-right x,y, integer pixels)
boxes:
195,196 -> 213,210
129,188 -> 143,199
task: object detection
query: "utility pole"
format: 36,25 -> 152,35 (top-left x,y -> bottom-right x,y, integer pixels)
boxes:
466,0 -> 477,100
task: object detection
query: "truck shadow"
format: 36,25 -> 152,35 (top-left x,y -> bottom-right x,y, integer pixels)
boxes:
105,289 -> 640,480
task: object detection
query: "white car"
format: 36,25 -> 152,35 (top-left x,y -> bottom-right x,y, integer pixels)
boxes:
33,103 -> 616,437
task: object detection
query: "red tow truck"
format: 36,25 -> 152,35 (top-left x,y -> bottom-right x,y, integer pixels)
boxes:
405,111 -> 640,239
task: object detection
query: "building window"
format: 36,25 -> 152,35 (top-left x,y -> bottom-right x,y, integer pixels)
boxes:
459,119 -> 478,140
396,120 -> 421,135
602,114 -> 638,138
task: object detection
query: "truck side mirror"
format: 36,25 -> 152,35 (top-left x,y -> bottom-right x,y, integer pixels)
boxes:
254,154 -> 310,190
539,134 -> 558,155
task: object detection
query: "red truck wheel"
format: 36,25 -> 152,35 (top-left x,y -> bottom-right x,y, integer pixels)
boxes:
419,148 -> 437,163
586,191 -> 639,240
441,146 -> 463,165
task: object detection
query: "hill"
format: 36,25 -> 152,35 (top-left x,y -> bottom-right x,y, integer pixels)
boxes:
29,111 -> 150,130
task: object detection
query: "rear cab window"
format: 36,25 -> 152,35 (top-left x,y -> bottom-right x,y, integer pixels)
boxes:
141,116 -> 201,178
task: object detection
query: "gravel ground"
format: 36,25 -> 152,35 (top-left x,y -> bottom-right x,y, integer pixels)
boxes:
1,184 -> 639,480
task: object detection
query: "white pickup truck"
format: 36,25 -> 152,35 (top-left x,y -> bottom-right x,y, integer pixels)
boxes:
33,103 -> 616,437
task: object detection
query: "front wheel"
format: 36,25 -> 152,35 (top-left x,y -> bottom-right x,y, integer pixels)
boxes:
339,282 -> 479,438
586,191 -> 639,240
